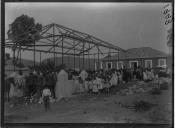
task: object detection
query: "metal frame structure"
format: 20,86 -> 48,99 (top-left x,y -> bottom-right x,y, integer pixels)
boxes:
5,23 -> 125,71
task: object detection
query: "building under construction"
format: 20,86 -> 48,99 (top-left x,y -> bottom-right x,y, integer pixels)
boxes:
5,23 -> 125,71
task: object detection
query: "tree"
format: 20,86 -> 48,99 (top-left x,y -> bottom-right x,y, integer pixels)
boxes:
7,14 -> 42,68
7,14 -> 42,46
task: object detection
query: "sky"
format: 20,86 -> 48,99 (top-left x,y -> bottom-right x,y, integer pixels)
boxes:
5,2 -> 172,61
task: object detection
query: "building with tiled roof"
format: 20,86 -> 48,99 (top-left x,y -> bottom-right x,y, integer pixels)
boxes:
99,47 -> 168,70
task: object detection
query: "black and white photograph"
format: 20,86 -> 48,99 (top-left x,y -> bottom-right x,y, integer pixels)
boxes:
3,2 -> 173,125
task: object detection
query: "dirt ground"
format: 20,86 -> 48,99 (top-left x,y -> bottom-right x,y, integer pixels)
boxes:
4,81 -> 172,124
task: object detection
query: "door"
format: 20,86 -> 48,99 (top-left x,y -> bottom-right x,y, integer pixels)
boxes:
130,61 -> 138,69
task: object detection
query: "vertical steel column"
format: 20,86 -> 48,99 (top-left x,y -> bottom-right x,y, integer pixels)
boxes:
88,43 -> 90,70
118,50 -> 119,69
94,54 -> 95,71
20,46 -> 21,65
53,23 -> 56,69
79,55 -> 80,70
62,36 -> 64,65
97,46 -> 99,71
34,41 -> 36,68
13,49 -> 16,71
73,41 -> 75,69
83,42 -> 85,69
40,51 -> 41,66
68,55 -> 70,69
107,48 -> 109,68
109,49 -> 111,69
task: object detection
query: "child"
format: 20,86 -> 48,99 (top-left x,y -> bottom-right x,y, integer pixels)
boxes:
92,77 -> 99,95
42,85 -> 51,112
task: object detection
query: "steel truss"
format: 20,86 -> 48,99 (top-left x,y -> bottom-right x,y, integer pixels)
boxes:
5,23 -> 125,70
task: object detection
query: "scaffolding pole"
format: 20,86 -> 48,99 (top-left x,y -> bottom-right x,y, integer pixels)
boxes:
83,42 -> 85,69
20,45 -> 21,67
94,54 -> 95,71
88,43 -> 90,70
34,42 -> 36,69
53,23 -> 56,69
40,51 -> 41,66
73,40 -> 75,70
13,49 -> 16,71
118,50 -> 119,69
62,36 -> 64,65
79,55 -> 80,70
97,45 -> 99,71
68,55 -> 70,68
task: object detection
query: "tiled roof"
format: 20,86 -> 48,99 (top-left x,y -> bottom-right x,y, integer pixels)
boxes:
102,47 -> 168,61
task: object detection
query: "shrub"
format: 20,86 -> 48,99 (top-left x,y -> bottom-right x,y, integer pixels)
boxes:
150,87 -> 162,95
133,100 -> 156,112
160,82 -> 169,90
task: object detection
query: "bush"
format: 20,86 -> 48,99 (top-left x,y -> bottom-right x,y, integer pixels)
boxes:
150,87 -> 162,95
133,100 -> 156,112
160,82 -> 169,90
158,72 -> 169,78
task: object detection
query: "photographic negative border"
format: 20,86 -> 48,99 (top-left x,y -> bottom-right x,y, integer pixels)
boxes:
1,0 -> 174,128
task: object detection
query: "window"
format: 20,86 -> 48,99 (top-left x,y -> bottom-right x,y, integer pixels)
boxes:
158,59 -> 166,67
145,60 -> 152,68
106,62 -> 112,70
95,62 -> 103,70
129,61 -> 139,68
117,61 -> 123,69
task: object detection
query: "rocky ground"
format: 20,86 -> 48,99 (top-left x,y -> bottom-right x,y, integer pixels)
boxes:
4,79 -> 172,124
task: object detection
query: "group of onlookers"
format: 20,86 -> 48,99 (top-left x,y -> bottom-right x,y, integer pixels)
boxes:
5,65 -> 170,100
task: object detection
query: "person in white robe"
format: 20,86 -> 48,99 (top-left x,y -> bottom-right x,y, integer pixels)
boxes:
15,71 -> 26,97
150,69 -> 155,80
72,75 -> 79,93
143,70 -> 148,81
96,76 -> 103,93
55,69 -> 71,101
147,70 -> 152,81
84,80 -> 89,92
9,72 -> 23,98
118,72 -> 123,84
80,70 -> 88,92
110,72 -> 118,86
80,70 -> 88,81
88,79 -> 93,92
78,77 -> 84,94
92,78 -> 98,94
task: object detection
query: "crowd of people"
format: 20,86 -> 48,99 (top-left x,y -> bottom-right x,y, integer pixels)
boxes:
5,65 -> 169,103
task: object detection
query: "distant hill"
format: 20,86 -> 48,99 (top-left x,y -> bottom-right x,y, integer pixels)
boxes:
42,56 -> 96,70
6,58 -> 39,67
